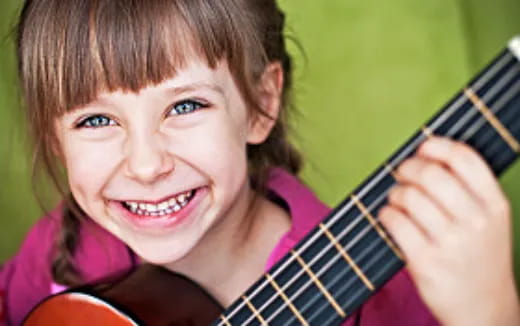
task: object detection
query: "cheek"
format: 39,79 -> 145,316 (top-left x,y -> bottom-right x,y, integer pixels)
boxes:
62,137 -> 123,199
168,115 -> 249,181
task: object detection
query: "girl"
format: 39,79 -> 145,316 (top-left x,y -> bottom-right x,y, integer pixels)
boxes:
1,0 -> 519,325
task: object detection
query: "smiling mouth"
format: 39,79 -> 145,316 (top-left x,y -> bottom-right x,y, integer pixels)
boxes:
121,189 -> 196,217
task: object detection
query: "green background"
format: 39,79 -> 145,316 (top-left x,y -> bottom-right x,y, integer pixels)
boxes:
1,0 -> 519,285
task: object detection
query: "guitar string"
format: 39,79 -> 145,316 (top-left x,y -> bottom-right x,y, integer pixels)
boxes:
215,50 -> 515,326
271,72 -> 520,326
288,73 -> 520,325
226,63 -> 516,326
300,78 -> 520,326
280,79 -> 520,326
224,51 -> 516,326
237,54 -> 519,326
262,76 -> 520,326
483,110 -> 520,170
313,88 -> 520,326
285,217 -> 390,326
277,189 -> 393,324
311,71 -> 520,325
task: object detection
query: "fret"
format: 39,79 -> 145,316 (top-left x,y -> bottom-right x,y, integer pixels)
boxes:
242,295 -> 268,326
235,273 -> 292,326
463,79 -> 520,146
217,274 -> 278,326
260,260 -> 334,326
459,69 -> 520,142
449,63 -> 520,141
219,315 -> 232,326
322,244 -> 403,326
357,236 -> 403,291
306,190 -> 388,269
421,125 -> 434,138
318,223 -> 375,291
265,273 -> 309,326
464,87 -> 520,152
481,90 -> 520,174
383,163 -> 398,179
287,192 -> 381,271
290,250 -> 347,318
351,194 -> 403,260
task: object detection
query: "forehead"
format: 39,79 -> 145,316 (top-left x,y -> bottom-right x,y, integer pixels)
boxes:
86,60 -> 234,107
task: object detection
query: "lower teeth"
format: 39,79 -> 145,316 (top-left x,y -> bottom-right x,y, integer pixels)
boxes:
123,190 -> 195,216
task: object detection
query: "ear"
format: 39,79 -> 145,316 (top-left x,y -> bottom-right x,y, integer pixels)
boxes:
51,121 -> 65,164
51,138 -> 64,164
247,62 -> 284,144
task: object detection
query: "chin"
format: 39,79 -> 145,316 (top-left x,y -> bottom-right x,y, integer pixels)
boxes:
127,235 -> 197,266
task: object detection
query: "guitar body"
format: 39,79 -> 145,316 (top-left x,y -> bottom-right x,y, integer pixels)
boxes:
23,264 -> 223,326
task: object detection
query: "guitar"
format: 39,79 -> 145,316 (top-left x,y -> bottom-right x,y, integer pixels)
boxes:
24,36 -> 520,326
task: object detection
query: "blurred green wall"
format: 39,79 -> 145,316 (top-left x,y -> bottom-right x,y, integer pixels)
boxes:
279,0 -> 520,283
0,0 -> 519,283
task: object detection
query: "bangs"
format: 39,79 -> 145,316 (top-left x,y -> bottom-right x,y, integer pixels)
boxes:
18,0 -> 259,115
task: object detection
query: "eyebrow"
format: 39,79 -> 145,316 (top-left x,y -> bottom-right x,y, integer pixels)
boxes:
75,81 -> 226,111
164,82 -> 225,97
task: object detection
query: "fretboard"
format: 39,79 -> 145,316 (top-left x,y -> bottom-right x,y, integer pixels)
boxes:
214,37 -> 520,326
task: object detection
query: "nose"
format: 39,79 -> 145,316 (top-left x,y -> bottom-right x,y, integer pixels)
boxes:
124,131 -> 174,184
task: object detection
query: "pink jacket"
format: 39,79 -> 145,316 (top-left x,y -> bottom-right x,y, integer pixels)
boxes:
0,168 -> 438,325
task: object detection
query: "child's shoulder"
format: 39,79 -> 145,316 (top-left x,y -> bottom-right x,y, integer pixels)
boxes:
0,205 -> 62,325
8,205 -> 62,279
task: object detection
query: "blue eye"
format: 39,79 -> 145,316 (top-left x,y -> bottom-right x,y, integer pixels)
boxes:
169,100 -> 206,116
77,115 -> 115,128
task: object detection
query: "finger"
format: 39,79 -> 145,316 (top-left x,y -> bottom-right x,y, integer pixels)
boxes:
396,157 -> 487,225
388,184 -> 452,243
379,205 -> 430,261
417,137 -> 510,217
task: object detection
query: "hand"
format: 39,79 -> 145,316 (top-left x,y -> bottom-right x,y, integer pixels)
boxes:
379,137 -> 520,326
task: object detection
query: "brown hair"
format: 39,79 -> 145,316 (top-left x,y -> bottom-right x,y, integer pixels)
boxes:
16,0 -> 302,286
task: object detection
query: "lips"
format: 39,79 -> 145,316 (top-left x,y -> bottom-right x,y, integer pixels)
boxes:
121,189 -> 195,217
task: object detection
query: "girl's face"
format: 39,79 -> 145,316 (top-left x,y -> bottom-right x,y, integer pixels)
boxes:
55,59 -> 276,264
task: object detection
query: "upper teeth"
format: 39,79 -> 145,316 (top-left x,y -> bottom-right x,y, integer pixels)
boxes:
125,190 -> 193,215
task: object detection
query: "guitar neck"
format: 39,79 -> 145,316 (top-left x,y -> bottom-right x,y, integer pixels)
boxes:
215,37 -> 520,326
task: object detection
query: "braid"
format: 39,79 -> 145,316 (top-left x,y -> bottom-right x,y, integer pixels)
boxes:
50,194 -> 83,287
